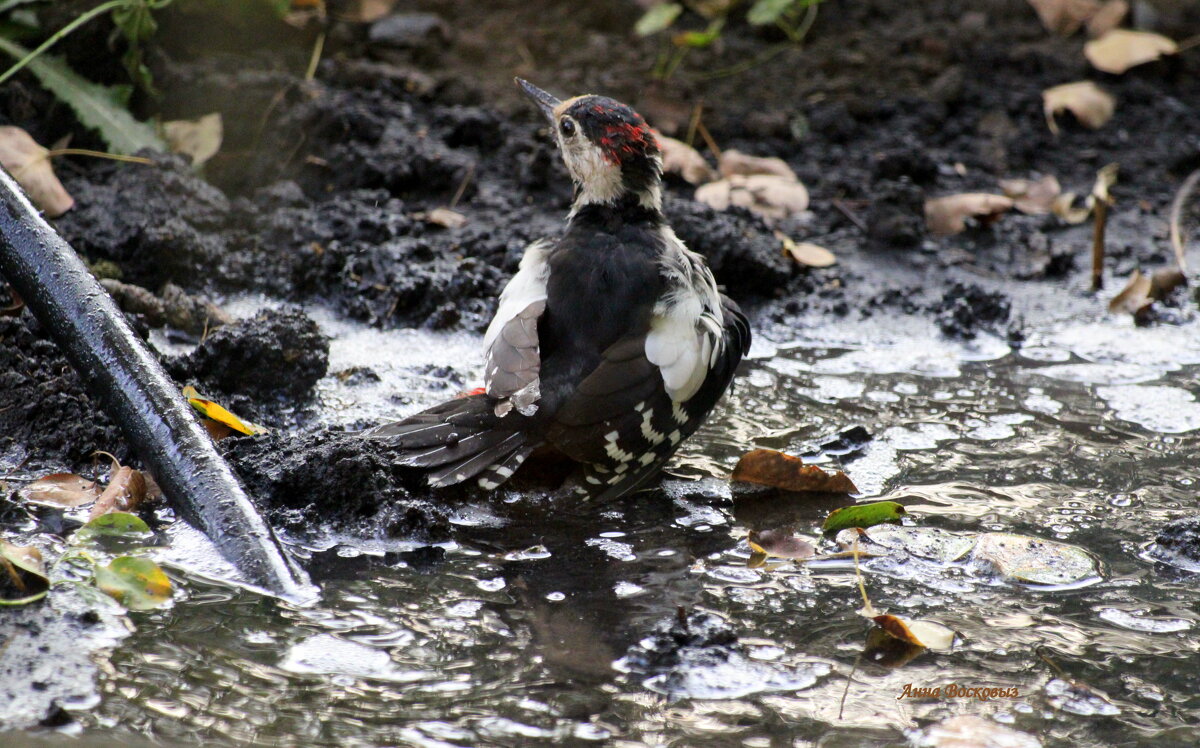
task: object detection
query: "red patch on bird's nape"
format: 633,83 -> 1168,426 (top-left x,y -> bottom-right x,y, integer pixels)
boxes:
598,120 -> 656,164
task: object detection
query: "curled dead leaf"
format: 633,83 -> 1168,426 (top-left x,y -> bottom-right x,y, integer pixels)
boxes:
777,232 -> 836,268
0,126 -> 74,217
657,134 -> 717,185
1085,29 -> 1177,74
924,193 -> 1014,236
871,614 -> 956,651
731,449 -> 858,493
1043,81 -> 1115,134
19,473 -> 101,508
717,149 -> 797,181
999,175 -> 1062,215
163,113 -> 223,167
89,465 -> 147,520
1108,268 -> 1187,320
696,174 -> 809,221
1053,191 -> 1092,223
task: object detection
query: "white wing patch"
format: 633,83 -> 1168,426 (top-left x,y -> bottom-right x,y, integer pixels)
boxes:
644,227 -> 725,403
483,239 -> 551,407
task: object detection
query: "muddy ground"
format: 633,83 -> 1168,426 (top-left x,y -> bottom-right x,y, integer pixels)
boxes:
2,0 -> 1200,686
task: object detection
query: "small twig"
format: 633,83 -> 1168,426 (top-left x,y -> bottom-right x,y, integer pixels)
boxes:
305,31 -> 326,82
1176,33 -> 1200,54
448,162 -> 476,210
695,119 -> 722,162
685,104 -> 703,149
832,199 -> 868,233
838,652 -> 862,720
1091,198 -> 1108,291
1168,167 -> 1199,275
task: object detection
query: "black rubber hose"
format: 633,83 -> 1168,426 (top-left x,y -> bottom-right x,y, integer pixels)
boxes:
0,168 -> 313,601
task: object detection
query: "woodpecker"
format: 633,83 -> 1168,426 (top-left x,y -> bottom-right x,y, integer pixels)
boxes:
368,79 -> 750,501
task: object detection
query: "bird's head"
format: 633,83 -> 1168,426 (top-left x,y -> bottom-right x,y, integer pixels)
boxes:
517,78 -> 662,215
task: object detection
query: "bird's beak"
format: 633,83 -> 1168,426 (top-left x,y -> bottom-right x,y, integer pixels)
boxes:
515,78 -> 561,126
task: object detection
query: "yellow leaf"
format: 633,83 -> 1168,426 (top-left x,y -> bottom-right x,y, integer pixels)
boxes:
183,385 -> 264,436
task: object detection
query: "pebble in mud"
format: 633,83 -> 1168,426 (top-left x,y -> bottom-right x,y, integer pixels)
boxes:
933,282 -> 1012,340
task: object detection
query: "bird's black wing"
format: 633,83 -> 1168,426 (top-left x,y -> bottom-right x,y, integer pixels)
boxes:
547,294 -> 750,501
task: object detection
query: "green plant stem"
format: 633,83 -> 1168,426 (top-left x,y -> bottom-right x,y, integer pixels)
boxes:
305,30 -> 325,81
0,0 -> 128,87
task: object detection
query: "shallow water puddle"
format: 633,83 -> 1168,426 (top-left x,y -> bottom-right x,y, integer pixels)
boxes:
22,307 -> 1200,745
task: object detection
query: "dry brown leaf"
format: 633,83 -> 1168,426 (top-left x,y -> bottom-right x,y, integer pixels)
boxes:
89,465 -> 147,520
777,232 -> 836,268
1043,81 -> 1115,134
718,149 -> 797,181
924,193 -> 1014,236
1000,175 -> 1062,215
1086,0 -> 1128,37
424,207 -> 467,228
19,473 -> 101,508
658,134 -> 717,185
871,614 -> 955,650
163,113 -> 223,167
1092,161 -> 1118,203
1053,191 -> 1092,223
342,0 -> 398,22
1109,268 -> 1187,318
696,174 -> 809,221
748,529 -> 816,560
731,449 -> 859,493
1085,29 -> 1177,73
0,126 -> 74,217
1027,0 -> 1099,35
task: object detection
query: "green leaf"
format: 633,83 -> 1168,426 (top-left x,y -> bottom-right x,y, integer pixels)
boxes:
635,2 -> 682,36
0,0 -> 45,14
0,540 -> 49,606
112,3 -> 157,43
0,38 -> 165,155
74,511 -> 154,546
94,556 -> 172,610
747,0 -> 797,25
822,501 -> 907,533
673,18 -> 724,48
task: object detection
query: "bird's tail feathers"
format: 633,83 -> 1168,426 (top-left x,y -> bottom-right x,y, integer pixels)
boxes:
366,395 -> 535,489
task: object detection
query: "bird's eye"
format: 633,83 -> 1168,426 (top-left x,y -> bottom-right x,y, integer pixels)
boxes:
559,118 -> 576,137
